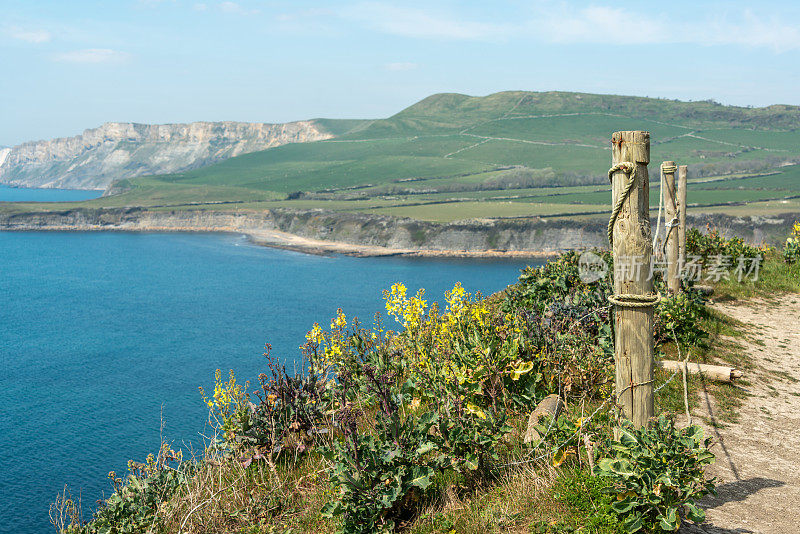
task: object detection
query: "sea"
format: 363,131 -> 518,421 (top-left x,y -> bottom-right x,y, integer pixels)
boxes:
0,186 -> 539,534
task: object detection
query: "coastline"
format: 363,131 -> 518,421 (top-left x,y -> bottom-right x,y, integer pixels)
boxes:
0,223 -> 562,259
2,206 -> 794,258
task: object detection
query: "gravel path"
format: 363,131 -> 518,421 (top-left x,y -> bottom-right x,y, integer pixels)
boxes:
683,294 -> 800,534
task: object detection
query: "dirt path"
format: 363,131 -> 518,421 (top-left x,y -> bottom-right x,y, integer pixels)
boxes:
683,294 -> 800,534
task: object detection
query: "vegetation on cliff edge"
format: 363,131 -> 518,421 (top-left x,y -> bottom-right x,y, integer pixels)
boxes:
51,227 -> 800,534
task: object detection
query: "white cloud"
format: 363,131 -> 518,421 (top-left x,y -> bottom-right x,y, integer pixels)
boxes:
6,26 -> 52,43
219,2 -> 258,15
536,6 -> 667,45
193,3 -> 208,11
385,62 -> 418,71
53,48 -> 130,64
342,2 -> 800,52
700,10 -> 800,53
345,3 -> 506,41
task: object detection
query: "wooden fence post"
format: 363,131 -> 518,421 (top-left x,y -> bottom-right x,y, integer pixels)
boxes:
610,131 -> 654,429
677,165 -> 688,280
662,161 -> 679,294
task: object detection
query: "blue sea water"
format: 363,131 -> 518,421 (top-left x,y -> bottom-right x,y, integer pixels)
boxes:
0,184 -> 103,202
0,226 -> 538,533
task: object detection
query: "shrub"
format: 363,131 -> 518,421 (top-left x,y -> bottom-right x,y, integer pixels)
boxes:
685,225 -> 763,264
73,442 -> 186,534
528,413 -> 586,468
783,221 -> 800,264
504,251 -> 615,399
236,346 -> 329,466
317,286 -> 515,532
61,254 -> 724,533
507,250 -> 612,314
594,416 -> 716,533
654,292 -> 708,347
199,368 -> 250,447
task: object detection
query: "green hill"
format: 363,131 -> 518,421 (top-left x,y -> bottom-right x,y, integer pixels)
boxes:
9,91 -> 800,222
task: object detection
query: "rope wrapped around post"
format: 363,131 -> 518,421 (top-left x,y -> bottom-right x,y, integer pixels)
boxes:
661,162 -> 677,174
607,161 -> 661,309
607,162 -> 636,246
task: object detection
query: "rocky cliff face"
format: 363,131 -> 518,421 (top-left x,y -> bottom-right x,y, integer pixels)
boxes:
0,207 -> 790,254
0,121 -> 332,190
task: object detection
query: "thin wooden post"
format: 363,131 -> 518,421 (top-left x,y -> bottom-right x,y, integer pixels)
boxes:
662,161 -> 679,294
677,165 -> 688,281
610,131 -> 654,429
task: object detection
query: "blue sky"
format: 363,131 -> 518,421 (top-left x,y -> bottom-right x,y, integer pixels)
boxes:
1,0 -> 799,146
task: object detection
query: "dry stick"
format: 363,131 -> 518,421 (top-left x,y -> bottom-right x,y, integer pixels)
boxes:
677,165 -> 688,280
583,435 -> 595,472
662,162 -> 680,295
610,131 -> 655,429
657,360 -> 742,382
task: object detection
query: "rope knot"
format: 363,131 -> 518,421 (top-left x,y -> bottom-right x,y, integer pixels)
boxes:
607,162 -> 637,245
608,162 -> 635,183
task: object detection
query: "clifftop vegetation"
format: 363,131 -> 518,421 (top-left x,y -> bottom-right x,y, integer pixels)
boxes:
51,226 -> 800,534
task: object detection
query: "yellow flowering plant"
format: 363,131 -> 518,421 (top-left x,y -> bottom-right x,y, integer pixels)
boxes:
199,368 -> 249,445
784,221 -> 800,263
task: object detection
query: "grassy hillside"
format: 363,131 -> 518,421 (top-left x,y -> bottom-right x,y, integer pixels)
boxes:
5,91 -> 800,225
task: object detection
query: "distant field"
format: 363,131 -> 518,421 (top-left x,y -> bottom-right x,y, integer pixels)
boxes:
364,201 -> 609,222
4,91 -> 800,227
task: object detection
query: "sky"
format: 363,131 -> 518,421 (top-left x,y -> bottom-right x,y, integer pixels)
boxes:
1,0 -> 799,146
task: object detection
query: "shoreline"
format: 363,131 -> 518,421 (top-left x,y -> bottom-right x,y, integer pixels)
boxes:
0,224 -> 562,259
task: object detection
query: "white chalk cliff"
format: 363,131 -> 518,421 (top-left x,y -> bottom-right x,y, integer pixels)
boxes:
0,121 -> 333,190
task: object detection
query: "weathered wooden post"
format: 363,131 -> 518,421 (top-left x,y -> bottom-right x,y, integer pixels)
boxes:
677,165 -> 688,280
609,131 -> 655,429
662,161 -> 679,294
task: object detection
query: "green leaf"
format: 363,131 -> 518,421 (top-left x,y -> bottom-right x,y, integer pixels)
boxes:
611,499 -> 635,513
696,451 -> 715,464
609,459 -> 635,477
415,442 -> 437,456
320,500 -> 341,518
463,453 -> 479,471
619,429 -> 639,448
409,466 -> 433,490
382,447 -> 400,463
623,513 -> 643,533
657,507 -> 679,531
685,502 -> 706,523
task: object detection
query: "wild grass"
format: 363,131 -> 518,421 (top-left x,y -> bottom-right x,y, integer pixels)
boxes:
714,252 -> 800,301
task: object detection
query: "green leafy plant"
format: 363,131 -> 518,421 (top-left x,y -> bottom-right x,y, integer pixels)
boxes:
594,416 -> 716,533
654,292 -> 708,347
74,442 -> 186,534
529,413 -> 585,467
236,345 -> 328,467
686,225 -> 763,264
783,221 -> 800,264
320,354 -> 440,533
506,250 -> 612,314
